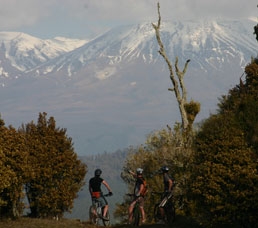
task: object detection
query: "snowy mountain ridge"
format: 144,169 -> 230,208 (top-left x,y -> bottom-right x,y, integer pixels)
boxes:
0,18 -> 257,156
0,18 -> 257,80
0,31 -> 88,73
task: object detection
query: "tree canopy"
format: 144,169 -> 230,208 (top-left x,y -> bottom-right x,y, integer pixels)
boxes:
0,119 -> 27,218
190,60 -> 258,227
0,112 -> 87,219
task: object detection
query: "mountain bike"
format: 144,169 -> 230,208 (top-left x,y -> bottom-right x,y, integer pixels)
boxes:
151,191 -> 175,225
89,193 -> 112,226
127,193 -> 143,226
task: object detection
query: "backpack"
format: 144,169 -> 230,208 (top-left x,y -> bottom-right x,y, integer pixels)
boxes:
141,178 -> 148,197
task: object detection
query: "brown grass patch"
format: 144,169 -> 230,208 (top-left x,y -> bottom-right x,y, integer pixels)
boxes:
0,217 -> 92,228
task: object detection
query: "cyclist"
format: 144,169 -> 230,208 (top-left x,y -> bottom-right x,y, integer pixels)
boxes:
128,168 -> 146,224
89,168 -> 113,220
158,166 -> 174,221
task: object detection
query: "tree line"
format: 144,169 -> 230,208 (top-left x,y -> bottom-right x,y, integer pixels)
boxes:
0,112 -> 87,219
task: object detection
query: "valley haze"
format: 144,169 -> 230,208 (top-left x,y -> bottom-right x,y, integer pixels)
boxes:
0,18 -> 257,156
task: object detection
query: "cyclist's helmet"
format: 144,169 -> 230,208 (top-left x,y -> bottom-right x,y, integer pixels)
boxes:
95,169 -> 102,176
161,166 -> 169,173
136,168 -> 143,175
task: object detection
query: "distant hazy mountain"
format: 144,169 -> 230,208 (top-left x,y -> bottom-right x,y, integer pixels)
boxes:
0,19 -> 257,155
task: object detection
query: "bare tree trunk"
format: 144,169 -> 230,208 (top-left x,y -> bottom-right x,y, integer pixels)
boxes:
152,2 -> 199,132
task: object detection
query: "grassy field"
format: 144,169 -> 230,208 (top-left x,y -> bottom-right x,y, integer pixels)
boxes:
0,218 -> 89,228
0,215 -> 202,228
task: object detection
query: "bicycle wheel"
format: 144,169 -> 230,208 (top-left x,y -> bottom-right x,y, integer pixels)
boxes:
132,204 -> 140,226
102,210 -> 110,226
165,201 -> 175,224
153,203 -> 161,223
89,205 -> 98,225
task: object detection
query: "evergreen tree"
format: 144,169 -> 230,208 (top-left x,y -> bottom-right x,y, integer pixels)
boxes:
218,61 -> 258,152
190,62 -> 258,227
19,112 -> 87,218
191,114 -> 258,227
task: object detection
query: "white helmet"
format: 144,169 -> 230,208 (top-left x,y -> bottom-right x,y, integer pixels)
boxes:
136,168 -> 143,175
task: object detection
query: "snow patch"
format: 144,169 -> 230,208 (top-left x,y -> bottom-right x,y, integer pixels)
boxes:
0,67 -> 9,77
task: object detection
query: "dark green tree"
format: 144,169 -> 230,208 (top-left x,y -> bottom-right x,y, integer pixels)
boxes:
19,112 -> 87,218
217,60 -> 258,153
190,61 -> 258,227
190,114 -> 258,227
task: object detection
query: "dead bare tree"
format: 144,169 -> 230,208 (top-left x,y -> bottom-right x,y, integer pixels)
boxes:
152,2 -> 200,133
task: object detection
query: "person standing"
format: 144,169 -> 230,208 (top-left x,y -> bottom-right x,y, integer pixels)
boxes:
158,166 -> 174,221
89,168 -> 113,220
128,168 -> 146,224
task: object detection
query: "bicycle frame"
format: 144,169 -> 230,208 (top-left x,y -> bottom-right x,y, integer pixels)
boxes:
89,193 -> 111,226
151,191 -> 175,225
127,193 -> 142,226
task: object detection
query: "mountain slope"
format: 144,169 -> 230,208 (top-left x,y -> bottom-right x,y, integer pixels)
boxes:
24,19 -> 256,78
0,19 -> 257,155
0,32 -> 87,77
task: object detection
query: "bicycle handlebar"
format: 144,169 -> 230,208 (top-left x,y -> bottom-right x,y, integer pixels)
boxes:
91,193 -> 113,198
103,193 -> 113,197
126,193 -> 134,197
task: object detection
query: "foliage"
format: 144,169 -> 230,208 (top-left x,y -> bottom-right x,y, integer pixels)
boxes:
0,118 -> 27,218
218,61 -> 258,152
190,62 -> 258,227
115,126 -> 195,223
184,100 -> 201,130
17,112 -> 87,218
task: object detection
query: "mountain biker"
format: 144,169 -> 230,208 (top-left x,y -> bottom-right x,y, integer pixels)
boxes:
158,166 -> 174,221
89,168 -> 113,220
128,168 -> 146,224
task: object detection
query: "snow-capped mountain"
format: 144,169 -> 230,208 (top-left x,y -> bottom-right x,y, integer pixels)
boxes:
0,19 -> 257,155
1,19 -> 256,80
0,32 -> 88,76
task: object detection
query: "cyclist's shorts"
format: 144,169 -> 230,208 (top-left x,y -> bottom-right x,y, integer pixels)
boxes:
93,196 -> 108,207
133,196 -> 144,207
92,191 -> 101,198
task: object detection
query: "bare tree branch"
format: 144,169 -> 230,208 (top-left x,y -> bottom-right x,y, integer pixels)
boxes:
152,2 -> 200,134
152,2 -> 190,131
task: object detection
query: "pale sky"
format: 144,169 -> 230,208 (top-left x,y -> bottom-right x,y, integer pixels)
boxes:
0,0 -> 257,39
